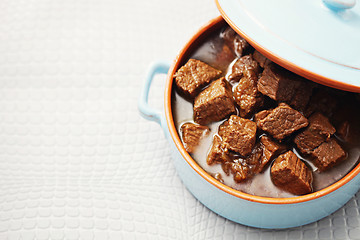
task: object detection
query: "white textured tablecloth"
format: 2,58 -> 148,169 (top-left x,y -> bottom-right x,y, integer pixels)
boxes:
0,0 -> 359,239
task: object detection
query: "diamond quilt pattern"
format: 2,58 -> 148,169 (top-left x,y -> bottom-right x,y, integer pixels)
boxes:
0,0 -> 359,239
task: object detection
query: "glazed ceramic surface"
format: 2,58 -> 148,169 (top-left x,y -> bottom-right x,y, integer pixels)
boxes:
138,16 -> 360,228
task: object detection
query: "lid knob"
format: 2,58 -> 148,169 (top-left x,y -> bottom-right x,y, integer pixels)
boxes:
323,0 -> 356,10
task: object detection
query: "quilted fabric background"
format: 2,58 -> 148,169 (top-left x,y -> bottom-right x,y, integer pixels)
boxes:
0,0 -> 359,239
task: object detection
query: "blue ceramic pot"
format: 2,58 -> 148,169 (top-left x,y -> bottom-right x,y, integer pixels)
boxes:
138,16 -> 360,229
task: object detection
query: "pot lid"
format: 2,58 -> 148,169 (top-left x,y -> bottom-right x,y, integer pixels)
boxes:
216,0 -> 360,92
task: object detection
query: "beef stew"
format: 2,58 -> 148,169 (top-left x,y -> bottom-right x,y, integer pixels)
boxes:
172,25 -> 360,198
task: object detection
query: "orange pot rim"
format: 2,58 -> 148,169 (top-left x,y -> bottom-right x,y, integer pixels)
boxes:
164,16 -> 360,205
215,0 -> 360,93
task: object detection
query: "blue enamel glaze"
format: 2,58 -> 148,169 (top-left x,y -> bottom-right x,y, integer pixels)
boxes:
138,61 -> 170,125
169,135 -> 360,228
217,0 -> 360,89
323,0 -> 356,10
160,113 -> 360,228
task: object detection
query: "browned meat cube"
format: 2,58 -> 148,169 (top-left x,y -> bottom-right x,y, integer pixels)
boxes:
256,103 -> 308,140
194,78 -> 236,125
207,135 -> 229,165
253,50 -> 271,68
233,74 -> 264,117
218,115 -> 257,156
254,110 -> 271,128
230,162 -> 250,182
305,89 -> 337,117
294,112 -> 336,154
257,63 -> 302,102
174,59 -> 222,98
311,139 -> 346,172
181,123 -> 210,153
337,121 -> 351,142
228,55 -> 260,82
257,62 -> 314,111
258,135 -> 286,172
245,143 -> 264,168
221,27 -> 251,57
215,44 -> 236,70
289,82 -> 315,111
271,151 -> 313,195
228,144 -> 263,182
221,161 -> 232,176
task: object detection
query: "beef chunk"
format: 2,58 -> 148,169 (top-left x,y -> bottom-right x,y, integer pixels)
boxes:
233,73 -> 264,117
218,115 -> 257,156
257,63 -> 302,102
256,103 -> 308,140
215,44 -> 236,70
229,161 -> 250,182
181,123 -> 210,153
258,135 -> 286,172
207,135 -> 229,165
294,112 -> 336,154
229,145 -> 263,182
305,89 -> 337,117
337,121 -> 351,142
257,63 -> 315,111
254,110 -> 271,128
253,50 -> 271,68
194,78 -> 236,125
289,82 -> 315,111
174,59 -> 222,98
228,55 -> 260,81
311,139 -> 346,172
221,161 -> 232,176
271,151 -> 312,195
211,139 -> 264,182
221,27 -> 251,57
229,56 -> 263,117
221,144 -> 263,182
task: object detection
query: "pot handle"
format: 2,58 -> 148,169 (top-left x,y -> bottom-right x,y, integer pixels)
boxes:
138,61 -> 171,125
